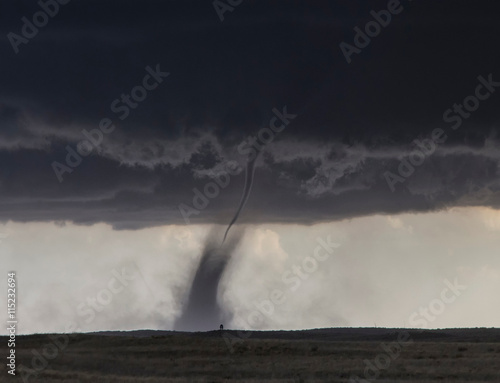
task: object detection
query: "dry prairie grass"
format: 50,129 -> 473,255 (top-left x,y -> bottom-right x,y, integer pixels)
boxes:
1,330 -> 500,382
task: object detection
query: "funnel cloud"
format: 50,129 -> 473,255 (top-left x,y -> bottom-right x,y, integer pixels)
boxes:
174,227 -> 244,331
223,151 -> 260,244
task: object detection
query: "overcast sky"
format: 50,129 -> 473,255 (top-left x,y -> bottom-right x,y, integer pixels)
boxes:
0,0 -> 499,334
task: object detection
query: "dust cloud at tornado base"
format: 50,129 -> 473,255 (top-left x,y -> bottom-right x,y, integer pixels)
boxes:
174,227 -> 245,331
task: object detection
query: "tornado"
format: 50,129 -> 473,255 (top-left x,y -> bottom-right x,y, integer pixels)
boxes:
174,227 -> 244,332
222,151 -> 260,245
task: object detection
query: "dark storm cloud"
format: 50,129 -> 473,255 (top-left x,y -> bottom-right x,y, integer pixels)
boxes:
0,0 -> 499,228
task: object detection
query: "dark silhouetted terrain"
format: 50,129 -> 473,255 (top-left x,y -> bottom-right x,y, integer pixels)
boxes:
2,328 -> 500,382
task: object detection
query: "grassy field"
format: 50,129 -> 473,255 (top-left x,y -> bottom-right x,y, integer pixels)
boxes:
1,328 -> 500,382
